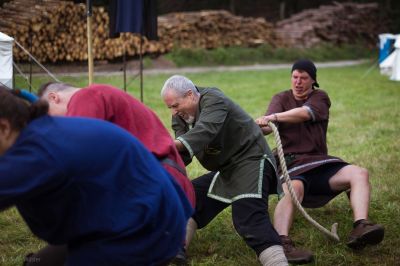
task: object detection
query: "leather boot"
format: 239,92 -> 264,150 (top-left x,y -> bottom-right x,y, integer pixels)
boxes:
280,235 -> 314,264
347,220 -> 384,249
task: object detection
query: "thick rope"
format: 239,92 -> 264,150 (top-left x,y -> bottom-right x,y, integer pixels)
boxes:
268,121 -> 340,242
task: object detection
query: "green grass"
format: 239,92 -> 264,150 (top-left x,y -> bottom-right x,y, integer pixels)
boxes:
165,43 -> 374,67
5,62 -> 400,265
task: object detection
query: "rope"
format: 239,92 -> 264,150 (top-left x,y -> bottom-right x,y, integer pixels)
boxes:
14,40 -> 60,82
268,121 -> 340,242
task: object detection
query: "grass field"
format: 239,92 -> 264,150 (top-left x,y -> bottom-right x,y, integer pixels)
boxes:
3,62 -> 400,266
165,44 -> 374,67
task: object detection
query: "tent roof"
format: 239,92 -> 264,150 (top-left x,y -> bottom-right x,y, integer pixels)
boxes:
0,32 -> 14,42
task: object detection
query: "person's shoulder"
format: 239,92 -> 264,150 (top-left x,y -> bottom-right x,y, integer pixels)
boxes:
311,88 -> 330,98
75,86 -> 99,97
276,89 -> 291,96
74,84 -> 119,102
199,87 -> 230,108
21,115 -> 57,141
26,115 -> 51,129
200,86 -> 222,95
199,87 -> 226,99
80,84 -> 124,95
272,89 -> 292,100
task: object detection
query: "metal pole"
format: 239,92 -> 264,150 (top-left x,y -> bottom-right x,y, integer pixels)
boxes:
86,0 -> 94,85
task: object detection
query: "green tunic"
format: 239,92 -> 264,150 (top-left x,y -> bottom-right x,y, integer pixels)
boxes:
173,87 -> 280,203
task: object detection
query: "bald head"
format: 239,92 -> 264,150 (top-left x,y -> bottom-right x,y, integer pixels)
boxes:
38,82 -> 80,116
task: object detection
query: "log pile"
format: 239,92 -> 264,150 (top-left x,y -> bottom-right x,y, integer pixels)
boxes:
158,10 -> 281,49
0,0 -> 154,62
0,0 -> 281,63
0,0 -> 383,63
275,2 -> 387,48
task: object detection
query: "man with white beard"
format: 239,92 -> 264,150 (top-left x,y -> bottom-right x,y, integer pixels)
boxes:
161,75 -> 288,266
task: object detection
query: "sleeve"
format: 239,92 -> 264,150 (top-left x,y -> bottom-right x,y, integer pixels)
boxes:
266,93 -> 285,115
66,90 -> 107,119
0,139 -> 64,210
177,94 -> 228,158
171,116 -> 192,165
303,90 -> 331,122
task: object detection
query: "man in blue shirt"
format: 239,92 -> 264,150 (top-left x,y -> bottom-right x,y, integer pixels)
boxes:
0,85 -> 192,265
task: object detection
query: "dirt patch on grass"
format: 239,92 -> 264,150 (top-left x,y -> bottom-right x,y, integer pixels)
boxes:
14,55 -> 176,75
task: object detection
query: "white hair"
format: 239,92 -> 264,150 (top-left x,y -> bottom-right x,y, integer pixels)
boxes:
38,82 -> 78,97
160,75 -> 198,98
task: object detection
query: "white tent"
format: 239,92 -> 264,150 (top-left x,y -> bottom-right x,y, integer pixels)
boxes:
0,32 -> 14,88
379,34 -> 400,81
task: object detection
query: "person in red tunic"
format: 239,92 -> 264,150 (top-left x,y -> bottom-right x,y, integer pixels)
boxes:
38,82 -> 195,208
256,59 -> 384,264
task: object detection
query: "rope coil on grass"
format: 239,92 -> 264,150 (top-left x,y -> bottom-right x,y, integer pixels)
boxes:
268,121 -> 340,242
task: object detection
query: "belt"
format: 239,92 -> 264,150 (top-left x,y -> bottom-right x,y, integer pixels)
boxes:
160,157 -> 187,176
284,153 -> 296,166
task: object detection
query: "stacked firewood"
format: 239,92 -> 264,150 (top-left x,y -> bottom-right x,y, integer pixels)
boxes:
158,10 -> 281,49
275,2 -> 387,48
0,0 -> 384,63
0,0 -> 153,62
0,0 -> 280,63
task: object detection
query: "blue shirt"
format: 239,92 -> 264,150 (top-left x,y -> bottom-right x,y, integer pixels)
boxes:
0,116 -> 192,265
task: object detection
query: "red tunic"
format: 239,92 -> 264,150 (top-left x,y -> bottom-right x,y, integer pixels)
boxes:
67,84 -> 195,207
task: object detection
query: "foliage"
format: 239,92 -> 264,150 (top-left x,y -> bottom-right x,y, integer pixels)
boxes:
4,63 -> 400,265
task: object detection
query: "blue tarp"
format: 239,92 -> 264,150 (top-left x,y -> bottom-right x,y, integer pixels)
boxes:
115,0 -> 143,34
109,0 -> 158,40
379,34 -> 396,63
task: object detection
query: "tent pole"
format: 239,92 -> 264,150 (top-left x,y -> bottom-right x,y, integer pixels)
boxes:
86,0 -> 94,85
123,43 -> 127,92
12,65 -> 15,89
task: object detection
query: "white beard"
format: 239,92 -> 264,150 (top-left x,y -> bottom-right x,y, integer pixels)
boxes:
184,115 -> 195,124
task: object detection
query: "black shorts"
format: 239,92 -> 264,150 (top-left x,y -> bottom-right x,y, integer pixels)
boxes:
291,162 -> 348,208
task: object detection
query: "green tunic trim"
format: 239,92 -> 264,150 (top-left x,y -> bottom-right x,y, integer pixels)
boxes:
177,136 -> 194,158
206,155 -> 267,203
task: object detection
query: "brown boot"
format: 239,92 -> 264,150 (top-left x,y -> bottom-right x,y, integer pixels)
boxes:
280,235 -> 314,264
347,220 -> 384,249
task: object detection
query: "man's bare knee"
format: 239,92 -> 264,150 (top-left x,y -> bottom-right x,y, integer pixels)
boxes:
282,180 -> 304,202
351,166 -> 370,185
